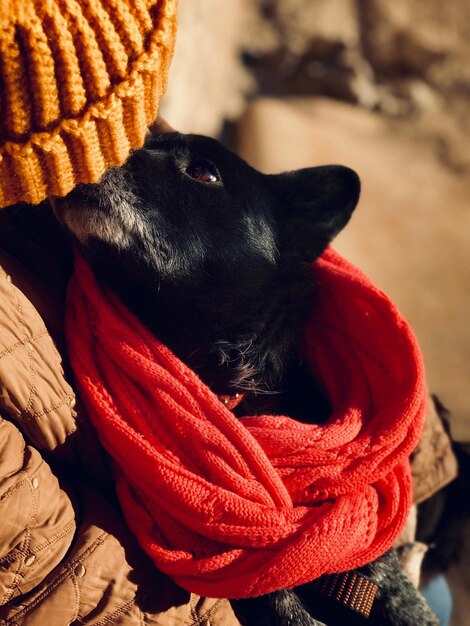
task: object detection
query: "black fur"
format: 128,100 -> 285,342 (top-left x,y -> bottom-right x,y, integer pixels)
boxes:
56,132 -> 438,625
57,132 -> 357,398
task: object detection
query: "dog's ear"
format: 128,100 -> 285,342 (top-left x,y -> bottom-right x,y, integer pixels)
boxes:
270,165 -> 360,262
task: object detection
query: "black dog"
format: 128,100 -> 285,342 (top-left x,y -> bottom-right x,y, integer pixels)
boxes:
55,131 -> 438,626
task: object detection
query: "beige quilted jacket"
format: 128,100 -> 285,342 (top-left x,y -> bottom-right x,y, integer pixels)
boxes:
0,207 -> 458,625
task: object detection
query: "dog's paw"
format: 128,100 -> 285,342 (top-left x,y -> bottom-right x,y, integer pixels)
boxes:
360,550 -> 440,626
231,590 -> 327,626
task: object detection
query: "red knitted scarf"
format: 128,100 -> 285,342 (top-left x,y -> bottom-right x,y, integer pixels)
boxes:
66,248 -> 426,599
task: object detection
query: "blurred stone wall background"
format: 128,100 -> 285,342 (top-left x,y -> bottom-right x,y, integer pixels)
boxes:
160,0 -> 470,441
162,0 -> 470,172
243,0 -> 470,173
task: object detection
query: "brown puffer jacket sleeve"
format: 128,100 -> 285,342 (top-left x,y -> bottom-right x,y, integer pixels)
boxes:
0,244 -> 241,625
0,260 -> 77,605
0,417 -> 76,604
412,395 -> 458,504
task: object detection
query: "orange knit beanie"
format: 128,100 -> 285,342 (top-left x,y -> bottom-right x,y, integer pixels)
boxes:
0,0 -> 177,208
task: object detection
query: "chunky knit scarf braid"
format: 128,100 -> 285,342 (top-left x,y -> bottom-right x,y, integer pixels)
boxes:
66,248 -> 426,599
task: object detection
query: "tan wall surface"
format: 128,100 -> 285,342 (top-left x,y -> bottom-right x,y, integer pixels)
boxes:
238,97 -> 470,442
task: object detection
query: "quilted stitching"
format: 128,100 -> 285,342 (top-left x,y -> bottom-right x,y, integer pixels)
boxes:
0,271 -> 77,451
188,595 -> 224,626
0,419 -> 76,604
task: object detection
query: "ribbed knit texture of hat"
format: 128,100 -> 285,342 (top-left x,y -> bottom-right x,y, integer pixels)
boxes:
0,0 -> 177,207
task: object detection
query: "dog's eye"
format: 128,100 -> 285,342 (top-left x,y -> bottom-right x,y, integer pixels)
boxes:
186,159 -> 220,183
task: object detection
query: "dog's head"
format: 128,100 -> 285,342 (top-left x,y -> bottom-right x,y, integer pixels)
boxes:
56,131 -> 360,392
